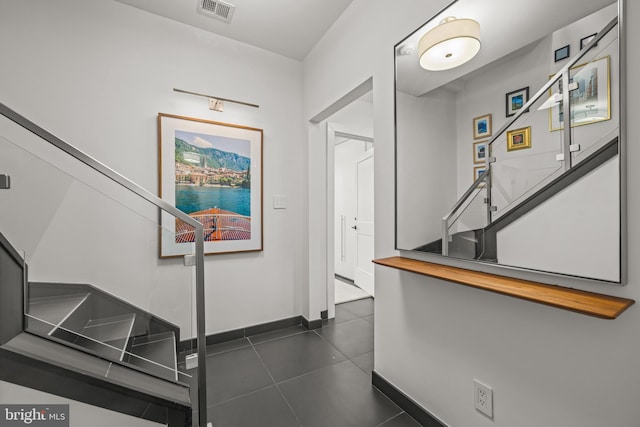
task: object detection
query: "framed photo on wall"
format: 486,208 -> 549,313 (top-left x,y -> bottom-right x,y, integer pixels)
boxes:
473,140 -> 488,164
473,165 -> 486,186
554,45 -> 570,62
505,87 -> 529,117
580,33 -> 597,50
548,56 -> 610,131
473,114 -> 492,139
158,113 -> 263,257
506,126 -> 531,151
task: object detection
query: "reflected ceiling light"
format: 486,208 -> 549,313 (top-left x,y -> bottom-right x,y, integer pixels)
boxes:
418,17 -> 481,71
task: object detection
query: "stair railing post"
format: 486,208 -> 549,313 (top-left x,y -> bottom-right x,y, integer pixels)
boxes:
561,69 -> 573,172
194,226 -> 208,427
442,217 -> 449,256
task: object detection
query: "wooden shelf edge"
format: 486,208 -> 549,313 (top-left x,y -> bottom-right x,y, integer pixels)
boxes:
373,257 -> 635,319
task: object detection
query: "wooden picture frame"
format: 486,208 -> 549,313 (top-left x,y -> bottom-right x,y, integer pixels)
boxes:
158,113 -> 263,257
506,126 -> 532,151
505,87 -> 529,117
473,165 -> 486,186
548,56 -> 611,131
473,140 -> 488,164
473,114 -> 492,139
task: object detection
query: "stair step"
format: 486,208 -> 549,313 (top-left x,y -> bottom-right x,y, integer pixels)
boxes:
126,331 -> 177,382
63,313 -> 136,361
26,293 -> 90,335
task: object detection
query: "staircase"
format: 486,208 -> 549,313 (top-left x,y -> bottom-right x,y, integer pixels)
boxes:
26,281 -> 180,382
0,101 -> 209,426
416,136 -> 619,263
0,232 -> 192,426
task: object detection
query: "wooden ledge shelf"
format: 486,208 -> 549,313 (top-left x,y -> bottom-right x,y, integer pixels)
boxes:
373,257 -> 634,319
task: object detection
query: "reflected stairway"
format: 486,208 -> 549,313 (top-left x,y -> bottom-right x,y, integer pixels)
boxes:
416,137 -> 619,262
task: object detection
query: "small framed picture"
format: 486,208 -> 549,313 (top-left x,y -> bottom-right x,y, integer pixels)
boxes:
505,87 -> 529,117
473,114 -> 492,139
473,140 -> 488,164
473,166 -> 486,185
580,33 -> 597,50
506,126 -> 532,151
554,45 -> 570,62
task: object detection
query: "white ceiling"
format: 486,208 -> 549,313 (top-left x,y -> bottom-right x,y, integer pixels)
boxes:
113,0 -> 354,60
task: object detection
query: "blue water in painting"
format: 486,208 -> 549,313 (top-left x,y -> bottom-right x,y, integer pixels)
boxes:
176,185 -> 251,216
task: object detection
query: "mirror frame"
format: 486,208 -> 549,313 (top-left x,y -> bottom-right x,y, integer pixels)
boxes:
393,0 -> 627,284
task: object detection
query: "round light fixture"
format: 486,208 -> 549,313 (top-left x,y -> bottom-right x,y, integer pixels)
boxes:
418,17 -> 481,71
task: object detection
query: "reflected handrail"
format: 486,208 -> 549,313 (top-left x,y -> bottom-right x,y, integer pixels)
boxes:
0,103 -> 208,427
441,16 -> 618,258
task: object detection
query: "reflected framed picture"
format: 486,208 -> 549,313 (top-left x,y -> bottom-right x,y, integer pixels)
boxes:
473,166 -> 486,186
158,113 -> 263,257
580,33 -> 597,50
473,114 -> 492,139
548,56 -> 610,131
554,44 -> 570,62
505,87 -> 529,117
506,126 -> 531,151
473,140 -> 488,164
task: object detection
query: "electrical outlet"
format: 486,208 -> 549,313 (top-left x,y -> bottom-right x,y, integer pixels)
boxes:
474,379 -> 493,418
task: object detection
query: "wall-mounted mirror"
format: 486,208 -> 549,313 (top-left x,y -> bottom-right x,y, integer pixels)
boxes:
395,0 -> 624,282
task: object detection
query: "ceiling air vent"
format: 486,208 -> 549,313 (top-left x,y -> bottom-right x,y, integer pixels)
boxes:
198,0 -> 236,23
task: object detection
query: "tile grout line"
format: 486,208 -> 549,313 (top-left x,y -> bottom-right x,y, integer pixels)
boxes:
248,339 -> 304,427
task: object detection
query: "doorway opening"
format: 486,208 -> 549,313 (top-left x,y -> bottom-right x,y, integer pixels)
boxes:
324,89 -> 374,311
333,133 -> 374,303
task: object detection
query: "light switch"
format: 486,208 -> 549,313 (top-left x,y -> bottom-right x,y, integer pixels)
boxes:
273,194 -> 287,209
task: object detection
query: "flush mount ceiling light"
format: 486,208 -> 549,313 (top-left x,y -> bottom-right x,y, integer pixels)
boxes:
418,16 -> 481,71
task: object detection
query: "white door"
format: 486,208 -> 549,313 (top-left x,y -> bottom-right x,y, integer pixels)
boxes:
354,149 -> 374,296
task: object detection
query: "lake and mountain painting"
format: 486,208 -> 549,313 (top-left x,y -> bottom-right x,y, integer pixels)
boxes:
174,130 -> 252,242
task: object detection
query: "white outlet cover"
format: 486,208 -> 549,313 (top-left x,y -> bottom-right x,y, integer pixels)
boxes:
474,379 -> 493,418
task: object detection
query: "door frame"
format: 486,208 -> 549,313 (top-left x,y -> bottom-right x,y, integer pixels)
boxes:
326,125 -> 374,318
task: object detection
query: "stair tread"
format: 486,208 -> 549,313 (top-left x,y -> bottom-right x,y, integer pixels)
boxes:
126,333 -> 177,382
27,293 -> 89,326
131,331 -> 176,346
79,313 -> 136,343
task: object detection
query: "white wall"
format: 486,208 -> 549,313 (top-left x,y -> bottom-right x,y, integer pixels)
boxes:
0,0 -> 306,335
497,157 -> 619,282
396,90 -> 458,249
304,0 -> 640,426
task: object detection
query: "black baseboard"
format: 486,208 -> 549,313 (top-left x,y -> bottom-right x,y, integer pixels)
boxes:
301,316 -> 322,330
179,314 -> 323,352
372,371 -> 446,427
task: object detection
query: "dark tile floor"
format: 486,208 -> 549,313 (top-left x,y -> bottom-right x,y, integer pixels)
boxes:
183,297 -> 421,427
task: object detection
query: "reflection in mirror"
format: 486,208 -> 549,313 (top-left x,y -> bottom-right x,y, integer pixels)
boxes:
395,0 -> 623,282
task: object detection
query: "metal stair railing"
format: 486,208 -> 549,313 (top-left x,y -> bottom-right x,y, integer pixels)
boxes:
0,103 -> 209,427
442,16 -> 618,257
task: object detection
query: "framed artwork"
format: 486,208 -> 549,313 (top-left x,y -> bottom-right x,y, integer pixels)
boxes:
158,113 -> 263,257
473,140 -> 488,164
506,126 -> 531,151
473,114 -> 492,139
580,33 -> 597,50
554,45 -> 570,62
548,56 -> 610,131
473,166 -> 486,186
505,87 -> 529,117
